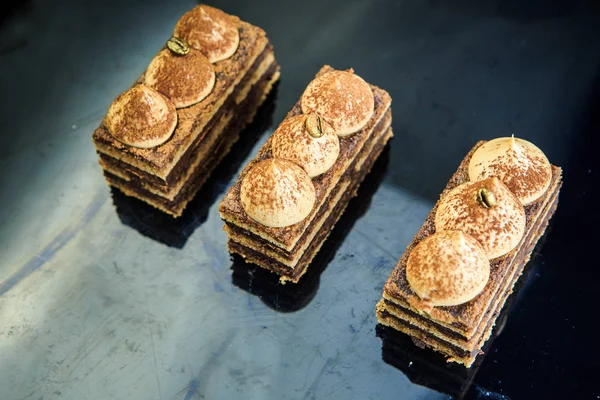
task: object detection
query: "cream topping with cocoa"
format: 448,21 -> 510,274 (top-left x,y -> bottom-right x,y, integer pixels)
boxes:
435,177 -> 526,260
174,5 -> 240,63
145,48 -> 215,109
468,136 -> 552,205
271,113 -> 340,178
406,230 -> 490,307
105,85 -> 177,149
240,159 -> 316,228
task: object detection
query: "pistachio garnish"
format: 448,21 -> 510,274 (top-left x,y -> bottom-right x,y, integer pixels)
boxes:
477,188 -> 497,209
167,37 -> 190,56
305,113 -> 324,138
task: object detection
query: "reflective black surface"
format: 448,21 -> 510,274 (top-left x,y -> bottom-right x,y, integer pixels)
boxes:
1,1 -> 599,399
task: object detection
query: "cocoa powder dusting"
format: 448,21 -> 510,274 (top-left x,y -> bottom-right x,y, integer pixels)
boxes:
106,85 -> 177,147
146,49 -> 215,108
301,70 -> 374,135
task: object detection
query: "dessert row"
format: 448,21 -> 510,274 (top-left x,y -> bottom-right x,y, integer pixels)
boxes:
91,5 -> 562,369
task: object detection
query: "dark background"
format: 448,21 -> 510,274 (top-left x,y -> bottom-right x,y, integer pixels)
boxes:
1,0 -> 599,399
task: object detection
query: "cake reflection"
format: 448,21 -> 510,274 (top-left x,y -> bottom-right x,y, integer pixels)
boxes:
377,300 -> 512,399
231,144 -> 390,312
111,84 -> 278,248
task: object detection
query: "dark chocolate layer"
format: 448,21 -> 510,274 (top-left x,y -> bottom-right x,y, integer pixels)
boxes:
379,310 -> 477,359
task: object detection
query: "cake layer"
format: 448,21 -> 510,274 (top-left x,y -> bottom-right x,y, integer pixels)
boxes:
228,127 -> 393,282
377,172 -> 561,367
384,164 -> 562,342
224,110 -> 392,267
99,54 -> 278,201
104,69 -> 279,217
219,66 -> 392,252
382,140 -> 563,337
93,21 -> 270,179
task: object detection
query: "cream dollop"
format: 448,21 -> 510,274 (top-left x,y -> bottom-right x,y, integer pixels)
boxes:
406,230 -> 490,307
145,48 -> 215,109
468,136 -> 552,205
271,114 -> 340,178
435,177 -> 526,260
173,5 -> 239,63
105,85 -> 177,149
240,158 -> 316,228
301,70 -> 374,137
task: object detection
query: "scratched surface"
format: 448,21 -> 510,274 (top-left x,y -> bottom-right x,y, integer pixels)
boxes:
1,0 -> 599,399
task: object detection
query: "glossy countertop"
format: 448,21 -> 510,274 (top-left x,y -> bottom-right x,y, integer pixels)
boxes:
1,0 -> 599,399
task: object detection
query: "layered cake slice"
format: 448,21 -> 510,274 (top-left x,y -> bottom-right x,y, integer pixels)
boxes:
92,5 -> 280,217
219,66 -> 393,283
377,233 -> 539,398
376,136 -> 562,367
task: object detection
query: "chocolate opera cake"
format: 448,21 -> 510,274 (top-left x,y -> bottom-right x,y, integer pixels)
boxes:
92,5 -> 280,217
376,136 -> 562,367
219,66 -> 393,283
